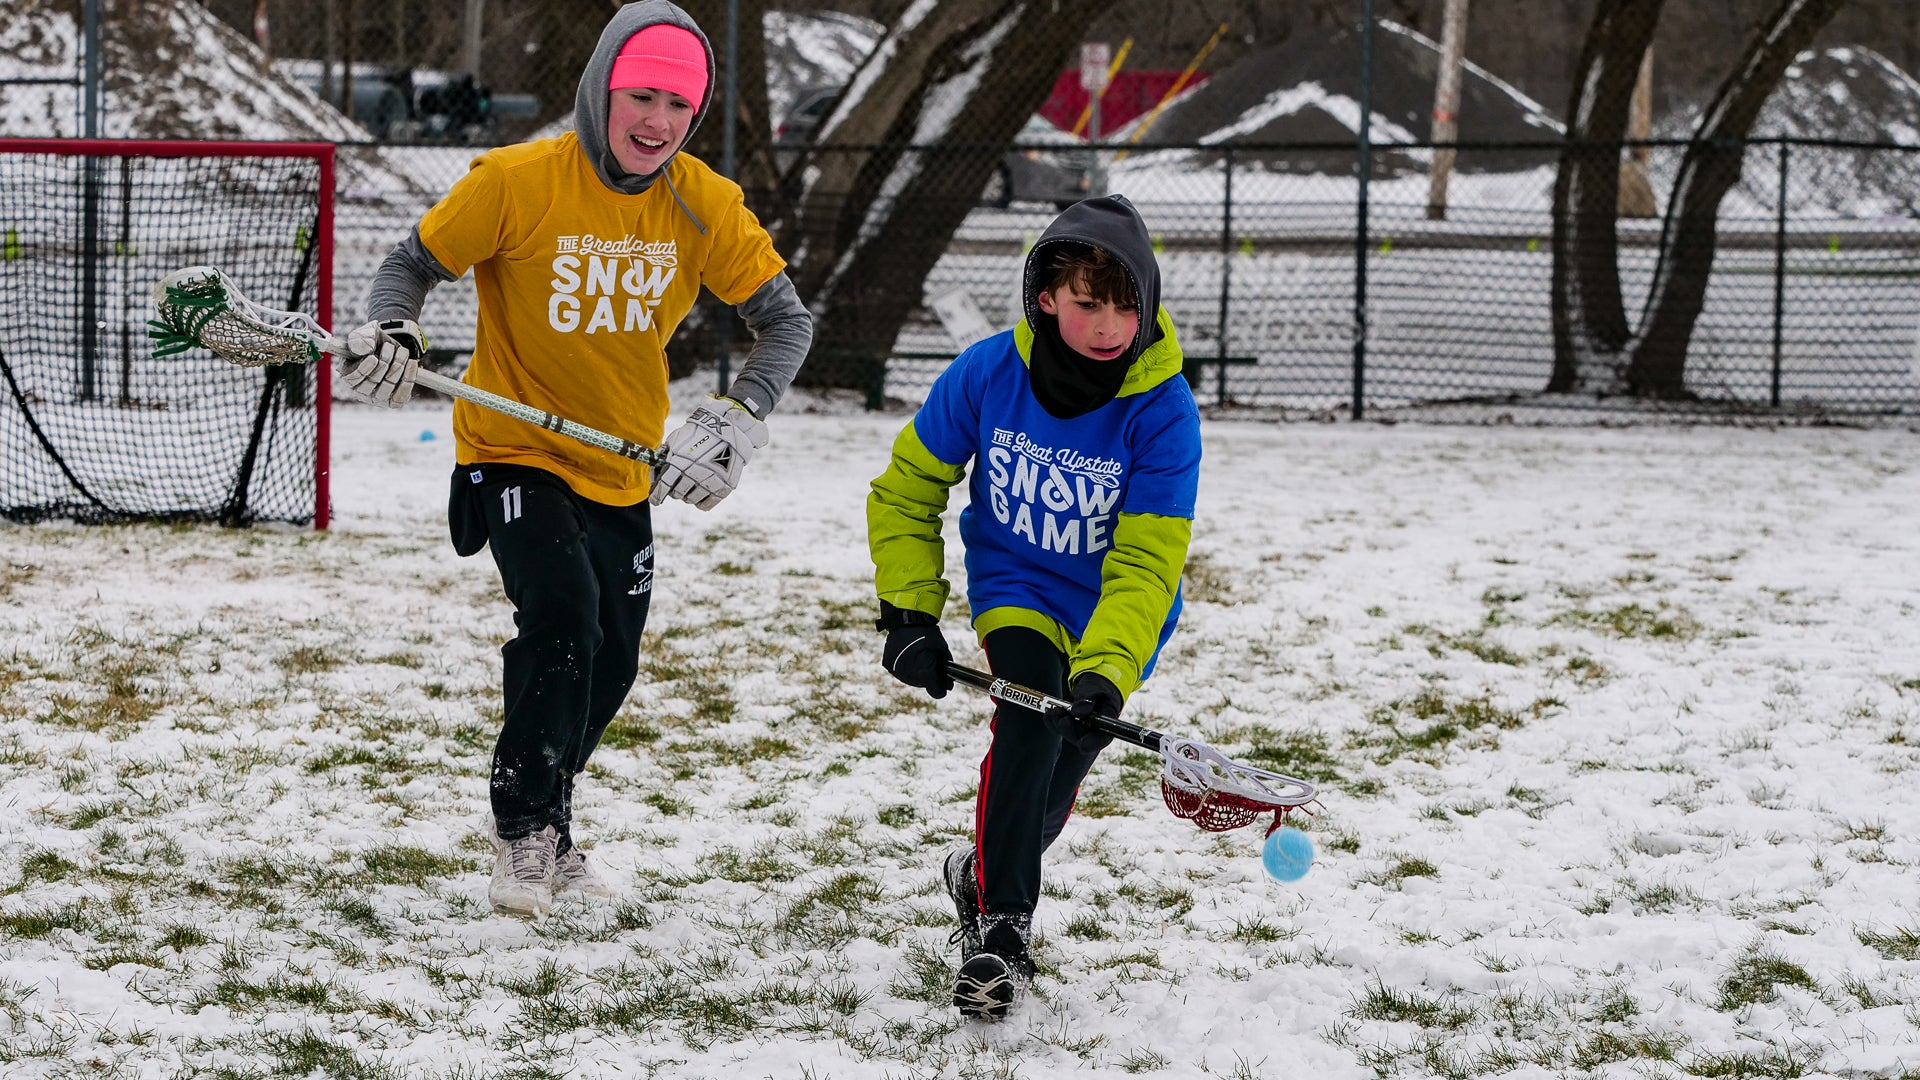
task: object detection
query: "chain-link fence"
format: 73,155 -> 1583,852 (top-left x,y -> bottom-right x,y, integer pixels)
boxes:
326,132 -> 1920,421
10,1 -> 1920,422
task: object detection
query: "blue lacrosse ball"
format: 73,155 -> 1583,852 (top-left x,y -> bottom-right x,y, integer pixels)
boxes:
419,429 -> 437,442
1262,827 -> 1314,882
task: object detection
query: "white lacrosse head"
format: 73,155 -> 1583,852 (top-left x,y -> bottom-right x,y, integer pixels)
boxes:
152,265 -> 227,310
1159,737 -> 1316,807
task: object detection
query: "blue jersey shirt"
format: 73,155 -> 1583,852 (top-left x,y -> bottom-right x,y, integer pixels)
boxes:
912,328 -> 1202,674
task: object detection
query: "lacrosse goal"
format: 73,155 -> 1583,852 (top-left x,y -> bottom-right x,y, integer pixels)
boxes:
0,139 -> 332,527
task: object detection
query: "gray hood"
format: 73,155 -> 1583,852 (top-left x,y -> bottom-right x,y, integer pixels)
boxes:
574,0 -> 715,195
1021,194 -> 1163,370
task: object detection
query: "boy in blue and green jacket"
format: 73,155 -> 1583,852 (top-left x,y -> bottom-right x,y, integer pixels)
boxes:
867,193 -> 1201,1020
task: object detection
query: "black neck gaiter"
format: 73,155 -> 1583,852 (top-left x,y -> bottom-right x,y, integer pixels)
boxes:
1027,314 -> 1132,419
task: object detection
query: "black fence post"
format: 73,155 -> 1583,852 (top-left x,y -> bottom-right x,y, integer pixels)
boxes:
1770,140 -> 1789,409
1352,3 -> 1374,421
1216,145 -> 1233,407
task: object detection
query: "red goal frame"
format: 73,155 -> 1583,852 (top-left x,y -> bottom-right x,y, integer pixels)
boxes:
0,138 -> 334,528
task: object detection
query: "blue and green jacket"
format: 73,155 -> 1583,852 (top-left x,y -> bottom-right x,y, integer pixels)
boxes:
868,296 -> 1200,698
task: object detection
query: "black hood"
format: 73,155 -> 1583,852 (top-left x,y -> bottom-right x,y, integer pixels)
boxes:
574,0 -> 715,196
1020,194 -> 1163,418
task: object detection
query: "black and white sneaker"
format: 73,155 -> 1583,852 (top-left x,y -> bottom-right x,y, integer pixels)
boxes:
943,847 -> 982,956
953,911 -> 1032,1020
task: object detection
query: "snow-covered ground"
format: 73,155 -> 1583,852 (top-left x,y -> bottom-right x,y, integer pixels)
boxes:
5,392 -> 1920,1077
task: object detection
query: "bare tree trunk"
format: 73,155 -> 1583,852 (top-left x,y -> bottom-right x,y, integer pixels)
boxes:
786,0 -> 1113,390
1617,46 -> 1657,217
1625,0 -> 1849,398
1425,0 -> 1469,221
1546,0 -> 1664,394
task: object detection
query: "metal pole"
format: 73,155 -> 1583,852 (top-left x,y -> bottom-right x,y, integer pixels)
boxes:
83,0 -> 100,137
717,0 -> 739,396
1352,0 -> 1374,421
1770,141 -> 1789,409
463,0 -> 485,78
80,0 -> 102,402
1215,146 -> 1233,408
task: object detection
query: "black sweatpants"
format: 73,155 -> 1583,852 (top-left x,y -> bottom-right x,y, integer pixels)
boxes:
972,625 -> 1106,916
449,463 -> 654,843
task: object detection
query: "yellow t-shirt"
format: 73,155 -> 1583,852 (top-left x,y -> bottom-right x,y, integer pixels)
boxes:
418,133 -> 785,505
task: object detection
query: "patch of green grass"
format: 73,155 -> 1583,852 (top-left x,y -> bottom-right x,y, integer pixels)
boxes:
887,940 -> 952,1005
45,641 -> 174,735
1856,925 -> 1920,961
1687,1046 -> 1815,1078
1063,912 -> 1115,940
1717,948 -> 1818,1010
1348,981 -> 1473,1029
1353,687 -> 1535,764
1115,881 -> 1193,918
279,644 -> 345,675
698,843 -> 801,884
1118,1047 -> 1172,1072
1225,917 -> 1287,944
1551,601 -> 1700,640
0,901 -> 95,939
18,848 -> 78,884
224,1028 -> 404,1080
158,923 -> 211,951
193,970 -> 369,1014
1631,880 -> 1703,914
1571,1028 -> 1683,1069
1323,830 -> 1361,855
1434,629 -> 1526,666
1366,855 -> 1439,888
349,845 -> 467,888
1230,726 -> 1346,786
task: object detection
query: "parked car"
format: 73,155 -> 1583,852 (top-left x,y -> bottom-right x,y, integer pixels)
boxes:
775,87 -> 1094,210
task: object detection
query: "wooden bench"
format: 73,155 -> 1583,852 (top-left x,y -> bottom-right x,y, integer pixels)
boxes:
1182,355 -> 1257,407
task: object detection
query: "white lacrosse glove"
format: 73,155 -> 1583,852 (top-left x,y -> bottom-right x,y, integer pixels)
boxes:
648,395 -> 770,511
338,319 -> 427,407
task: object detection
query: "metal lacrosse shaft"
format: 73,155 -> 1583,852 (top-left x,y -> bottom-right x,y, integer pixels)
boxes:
944,662 -> 1167,752
342,354 -> 665,467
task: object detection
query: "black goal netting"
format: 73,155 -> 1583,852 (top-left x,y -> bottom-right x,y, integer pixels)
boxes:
0,142 -> 329,527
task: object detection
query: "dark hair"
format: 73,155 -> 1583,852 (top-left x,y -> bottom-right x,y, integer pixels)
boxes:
1041,243 -> 1135,308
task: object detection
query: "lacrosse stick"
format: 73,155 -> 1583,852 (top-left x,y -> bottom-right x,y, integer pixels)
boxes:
147,265 -> 664,466
945,663 -> 1317,836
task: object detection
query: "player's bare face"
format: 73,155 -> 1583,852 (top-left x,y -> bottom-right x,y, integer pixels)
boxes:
608,88 -> 694,175
1037,281 -> 1139,362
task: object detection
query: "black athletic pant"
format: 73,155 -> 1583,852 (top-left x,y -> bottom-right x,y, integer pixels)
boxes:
973,625 -> 1105,916
449,463 -> 654,843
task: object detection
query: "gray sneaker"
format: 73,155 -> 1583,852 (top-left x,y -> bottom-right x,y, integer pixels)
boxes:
553,845 -> 614,898
489,825 -> 557,919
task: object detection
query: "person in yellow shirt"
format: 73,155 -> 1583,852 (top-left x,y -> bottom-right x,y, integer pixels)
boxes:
340,0 -> 811,919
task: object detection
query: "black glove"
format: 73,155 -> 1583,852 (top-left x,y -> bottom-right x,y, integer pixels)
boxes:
1044,672 -> 1120,752
877,601 -> 954,699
